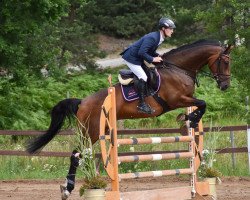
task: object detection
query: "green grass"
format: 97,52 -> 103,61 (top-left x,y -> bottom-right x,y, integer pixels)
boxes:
0,156 -> 68,180
215,154 -> 249,176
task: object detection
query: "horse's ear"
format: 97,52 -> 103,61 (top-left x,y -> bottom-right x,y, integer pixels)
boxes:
224,44 -> 234,54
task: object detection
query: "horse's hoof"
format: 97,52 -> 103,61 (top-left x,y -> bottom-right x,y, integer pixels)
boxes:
176,113 -> 187,122
60,185 -> 70,200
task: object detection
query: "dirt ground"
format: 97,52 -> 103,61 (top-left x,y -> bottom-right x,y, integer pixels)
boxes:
1,176 -> 250,200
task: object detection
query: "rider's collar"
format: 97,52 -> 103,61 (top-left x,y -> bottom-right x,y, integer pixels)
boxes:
159,31 -> 165,45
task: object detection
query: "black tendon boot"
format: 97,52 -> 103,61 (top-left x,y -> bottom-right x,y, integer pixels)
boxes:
60,150 -> 82,200
137,79 -> 155,114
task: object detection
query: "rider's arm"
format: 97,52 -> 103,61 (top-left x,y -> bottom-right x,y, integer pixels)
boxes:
138,37 -> 156,63
138,37 -> 162,63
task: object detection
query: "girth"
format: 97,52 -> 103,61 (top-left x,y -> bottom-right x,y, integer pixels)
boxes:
153,93 -> 171,115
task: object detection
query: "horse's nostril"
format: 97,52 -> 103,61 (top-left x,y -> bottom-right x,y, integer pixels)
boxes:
221,84 -> 228,91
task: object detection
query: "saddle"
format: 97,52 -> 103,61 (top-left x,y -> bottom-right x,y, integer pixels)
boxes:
118,65 -> 160,101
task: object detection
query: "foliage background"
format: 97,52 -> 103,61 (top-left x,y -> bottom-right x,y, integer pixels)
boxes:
1,0 -> 249,127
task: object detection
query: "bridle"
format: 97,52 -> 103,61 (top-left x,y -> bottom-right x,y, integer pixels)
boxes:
158,47 -> 231,85
210,51 -> 231,83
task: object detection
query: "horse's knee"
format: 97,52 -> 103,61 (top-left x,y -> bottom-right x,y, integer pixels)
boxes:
198,99 -> 206,107
194,100 -> 206,114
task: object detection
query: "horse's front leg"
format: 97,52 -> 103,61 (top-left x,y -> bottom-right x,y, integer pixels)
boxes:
176,96 -> 206,128
186,98 -> 206,128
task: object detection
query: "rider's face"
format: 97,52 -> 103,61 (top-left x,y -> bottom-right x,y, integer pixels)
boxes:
164,28 -> 174,37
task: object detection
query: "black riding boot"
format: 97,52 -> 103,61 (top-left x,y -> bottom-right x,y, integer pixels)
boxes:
137,79 -> 154,114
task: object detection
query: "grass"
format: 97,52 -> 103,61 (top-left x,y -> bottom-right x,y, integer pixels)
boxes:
0,156 -> 69,180
215,154 -> 249,176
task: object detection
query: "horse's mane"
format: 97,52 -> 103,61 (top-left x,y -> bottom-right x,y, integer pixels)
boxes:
164,39 -> 221,56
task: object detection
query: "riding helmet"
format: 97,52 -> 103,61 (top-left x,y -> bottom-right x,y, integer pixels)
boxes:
158,17 -> 176,29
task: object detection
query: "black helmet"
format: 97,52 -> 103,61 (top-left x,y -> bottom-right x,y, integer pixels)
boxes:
158,17 -> 176,29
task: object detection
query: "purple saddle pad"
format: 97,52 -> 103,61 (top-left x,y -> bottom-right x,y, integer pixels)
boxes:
120,71 -> 161,102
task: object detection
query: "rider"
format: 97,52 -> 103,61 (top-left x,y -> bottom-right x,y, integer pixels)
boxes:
121,17 -> 176,114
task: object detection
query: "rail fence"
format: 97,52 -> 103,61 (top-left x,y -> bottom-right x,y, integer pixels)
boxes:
0,125 -> 249,168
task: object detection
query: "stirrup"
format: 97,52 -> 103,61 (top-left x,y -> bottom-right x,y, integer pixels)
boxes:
60,185 -> 70,200
137,103 -> 155,114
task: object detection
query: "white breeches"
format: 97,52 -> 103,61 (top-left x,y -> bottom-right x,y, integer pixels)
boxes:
123,60 -> 147,82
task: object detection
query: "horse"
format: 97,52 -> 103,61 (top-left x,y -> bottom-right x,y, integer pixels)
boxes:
26,39 -> 233,154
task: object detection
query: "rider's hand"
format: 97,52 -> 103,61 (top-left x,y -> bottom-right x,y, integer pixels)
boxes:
153,56 -> 163,63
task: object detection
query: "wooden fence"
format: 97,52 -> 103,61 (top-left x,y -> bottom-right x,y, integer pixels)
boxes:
0,125 -> 248,163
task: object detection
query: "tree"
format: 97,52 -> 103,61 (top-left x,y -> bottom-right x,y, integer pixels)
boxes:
0,0 -> 102,83
83,0 -> 163,38
156,0 -> 213,43
195,0 -> 249,46
0,0 -> 70,82
195,0 -> 250,123
56,0 -> 103,70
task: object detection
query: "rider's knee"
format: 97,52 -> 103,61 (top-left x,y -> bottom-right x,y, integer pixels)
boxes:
139,74 -> 147,82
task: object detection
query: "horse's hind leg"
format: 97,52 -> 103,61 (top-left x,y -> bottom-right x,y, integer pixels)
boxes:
60,150 -> 82,200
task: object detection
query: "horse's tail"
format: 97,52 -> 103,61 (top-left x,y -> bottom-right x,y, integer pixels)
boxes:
26,98 -> 81,154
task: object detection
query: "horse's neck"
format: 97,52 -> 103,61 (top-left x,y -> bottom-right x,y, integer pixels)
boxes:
166,46 -> 221,72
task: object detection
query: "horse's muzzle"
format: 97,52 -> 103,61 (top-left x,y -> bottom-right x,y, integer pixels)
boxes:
218,81 -> 230,91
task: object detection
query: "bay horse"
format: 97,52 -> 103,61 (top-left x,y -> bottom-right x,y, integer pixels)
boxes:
27,39 -> 233,154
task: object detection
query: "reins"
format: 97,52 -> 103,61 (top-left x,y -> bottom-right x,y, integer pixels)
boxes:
160,61 -> 197,80
159,49 -> 231,86
159,61 -> 199,86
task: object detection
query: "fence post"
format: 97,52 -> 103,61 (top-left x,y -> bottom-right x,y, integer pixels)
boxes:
246,96 -> 249,112
247,126 -> 250,174
230,130 -> 236,169
246,97 -> 250,174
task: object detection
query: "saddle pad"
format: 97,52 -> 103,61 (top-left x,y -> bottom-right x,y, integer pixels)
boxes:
121,71 -> 161,102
